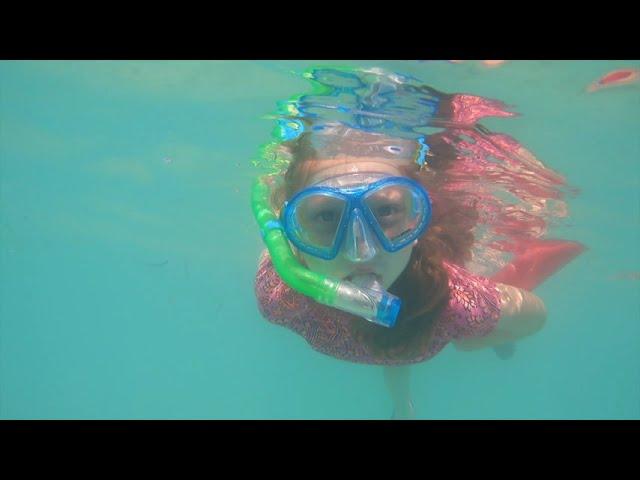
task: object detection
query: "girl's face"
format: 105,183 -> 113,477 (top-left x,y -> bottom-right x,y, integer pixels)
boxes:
295,155 -> 416,289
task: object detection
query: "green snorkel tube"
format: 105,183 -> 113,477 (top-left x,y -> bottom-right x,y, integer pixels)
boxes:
252,175 -> 401,328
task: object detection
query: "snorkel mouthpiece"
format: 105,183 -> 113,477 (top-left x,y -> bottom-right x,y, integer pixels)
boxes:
252,175 -> 401,328
338,274 -> 400,328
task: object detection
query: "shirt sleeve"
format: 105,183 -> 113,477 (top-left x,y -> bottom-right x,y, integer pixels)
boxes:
254,251 -> 290,326
440,262 -> 502,340
254,251 -> 317,337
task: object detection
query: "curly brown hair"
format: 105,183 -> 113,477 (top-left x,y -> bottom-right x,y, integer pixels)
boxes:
275,131 -> 478,362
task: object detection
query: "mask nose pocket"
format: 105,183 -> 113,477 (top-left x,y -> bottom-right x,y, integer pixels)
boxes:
343,208 -> 377,262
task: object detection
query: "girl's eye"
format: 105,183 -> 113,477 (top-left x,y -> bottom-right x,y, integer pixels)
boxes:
376,205 -> 399,217
315,210 -> 339,222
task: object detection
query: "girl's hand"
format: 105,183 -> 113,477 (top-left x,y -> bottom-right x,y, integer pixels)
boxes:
493,341 -> 516,360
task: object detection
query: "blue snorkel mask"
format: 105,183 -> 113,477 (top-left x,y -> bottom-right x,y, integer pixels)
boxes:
281,173 -> 432,262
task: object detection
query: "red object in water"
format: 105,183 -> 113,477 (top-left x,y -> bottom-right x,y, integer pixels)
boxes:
491,239 -> 585,291
482,60 -> 506,67
587,68 -> 640,92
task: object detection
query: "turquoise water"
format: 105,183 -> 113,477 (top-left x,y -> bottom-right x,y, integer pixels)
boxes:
1,60 -> 638,419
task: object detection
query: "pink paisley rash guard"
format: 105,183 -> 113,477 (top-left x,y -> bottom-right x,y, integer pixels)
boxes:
255,251 -> 502,366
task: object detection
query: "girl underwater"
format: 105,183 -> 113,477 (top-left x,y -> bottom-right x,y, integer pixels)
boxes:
252,67 -> 584,419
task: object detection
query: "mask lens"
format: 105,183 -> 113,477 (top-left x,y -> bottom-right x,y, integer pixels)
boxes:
292,193 -> 347,252
364,184 -> 427,247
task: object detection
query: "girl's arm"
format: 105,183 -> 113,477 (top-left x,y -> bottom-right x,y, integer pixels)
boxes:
453,283 -> 547,351
384,365 -> 415,419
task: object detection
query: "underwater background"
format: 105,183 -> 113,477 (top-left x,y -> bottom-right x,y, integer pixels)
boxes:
0,60 -> 638,419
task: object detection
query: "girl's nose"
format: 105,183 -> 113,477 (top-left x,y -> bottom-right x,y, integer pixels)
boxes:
343,209 -> 377,262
